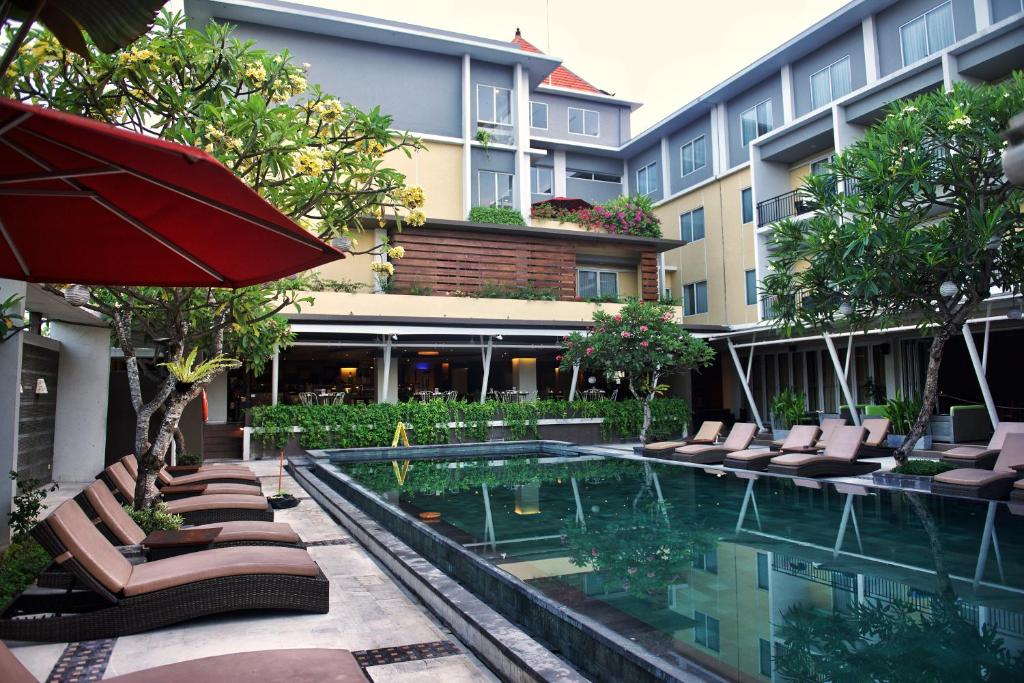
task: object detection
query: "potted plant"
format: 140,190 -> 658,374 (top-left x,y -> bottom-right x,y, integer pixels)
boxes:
883,392 -> 932,450
770,388 -> 806,441
160,348 -> 240,393
268,489 -> 299,509
872,459 -> 957,491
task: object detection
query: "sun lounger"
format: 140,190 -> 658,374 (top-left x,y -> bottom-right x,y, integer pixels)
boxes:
931,433 -> 1024,500
667,423 -> 758,464
119,455 -> 260,490
766,426 -> 880,477
2,642 -> 367,683
810,417 -> 847,449
642,420 -> 724,456
939,422 -> 1024,469
101,463 -> 273,525
724,425 -> 821,471
861,418 -> 891,447
122,453 -> 256,478
0,500 -> 327,642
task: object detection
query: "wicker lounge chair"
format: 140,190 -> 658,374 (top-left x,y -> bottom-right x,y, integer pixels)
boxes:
101,463 -> 273,525
766,426 -> 880,477
939,422 -> 1024,469
643,420 -> 724,456
123,453 -> 256,477
1,642 -> 367,683
724,425 -> 821,471
931,434 -> 1024,499
668,423 -> 758,464
0,500 -> 327,642
120,455 -> 260,489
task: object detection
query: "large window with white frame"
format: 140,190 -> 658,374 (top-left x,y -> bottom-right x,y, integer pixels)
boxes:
680,135 -> 707,176
577,268 -> 618,299
567,169 -> 622,183
900,2 -> 955,66
679,207 -> 705,243
636,162 -> 658,196
477,84 -> 513,145
568,107 -> 600,136
530,101 -> 548,130
531,166 -> 553,195
809,56 -> 852,109
478,170 -> 514,208
683,281 -> 708,316
740,99 -> 774,146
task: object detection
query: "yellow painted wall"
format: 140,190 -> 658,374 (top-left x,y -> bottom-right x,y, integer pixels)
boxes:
384,139 -> 464,221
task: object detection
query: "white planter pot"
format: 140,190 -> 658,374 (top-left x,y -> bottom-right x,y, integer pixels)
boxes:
887,434 -> 933,450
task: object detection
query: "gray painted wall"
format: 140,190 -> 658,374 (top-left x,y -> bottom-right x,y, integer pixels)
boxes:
876,0 -> 976,76
626,142 -> 662,202
228,21 -> 463,138
471,148 -> 515,209
792,27 -> 867,117
528,92 -> 626,147
992,0 -> 1024,21
667,114 -> 714,195
565,151 -> 624,175
726,74 -> 784,167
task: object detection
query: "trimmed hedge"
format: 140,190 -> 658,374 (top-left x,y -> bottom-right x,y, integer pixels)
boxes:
251,398 -> 691,450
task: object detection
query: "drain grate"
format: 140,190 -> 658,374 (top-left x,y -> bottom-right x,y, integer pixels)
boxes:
305,537 -> 353,547
352,640 -> 460,668
46,639 -> 115,683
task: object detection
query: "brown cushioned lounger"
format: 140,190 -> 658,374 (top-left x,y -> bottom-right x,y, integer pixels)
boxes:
0,500 -> 327,642
120,455 -> 259,488
101,463 -> 273,525
1,642 -> 367,683
724,425 -> 821,471
932,433 -> 1024,500
939,422 -> 1024,470
668,423 -> 758,464
861,418 -> 891,447
122,453 -> 256,479
643,420 -> 724,455
766,426 -> 880,477
810,417 -> 847,449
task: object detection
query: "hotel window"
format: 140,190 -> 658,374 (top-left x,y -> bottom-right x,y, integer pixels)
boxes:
530,101 -> 548,129
567,169 -> 622,183
694,611 -> 721,652
679,207 -> 705,243
740,99 -> 774,146
810,56 -> 852,109
745,269 -> 757,306
477,84 -> 512,126
478,170 -> 514,208
741,187 -> 753,224
810,155 -> 835,177
900,2 -> 955,66
568,107 -> 600,136
693,549 -> 718,574
756,552 -> 769,589
680,135 -> 707,176
531,166 -> 553,195
683,281 -> 708,316
636,162 -> 658,196
577,269 -> 618,299
759,639 -> 772,677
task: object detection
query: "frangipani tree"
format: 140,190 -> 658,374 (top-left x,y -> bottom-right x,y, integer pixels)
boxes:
559,300 -> 714,443
762,76 -> 1024,464
2,12 -> 427,507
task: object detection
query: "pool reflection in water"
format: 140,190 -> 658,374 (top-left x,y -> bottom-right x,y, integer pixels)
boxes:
338,455 -> 1024,681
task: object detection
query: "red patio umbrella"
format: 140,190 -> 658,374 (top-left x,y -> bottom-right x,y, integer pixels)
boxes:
0,97 -> 343,287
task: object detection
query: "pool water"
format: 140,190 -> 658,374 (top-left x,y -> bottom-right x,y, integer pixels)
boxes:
338,455 -> 1024,681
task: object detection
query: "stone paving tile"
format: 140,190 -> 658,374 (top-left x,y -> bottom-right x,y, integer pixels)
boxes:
366,655 -> 498,683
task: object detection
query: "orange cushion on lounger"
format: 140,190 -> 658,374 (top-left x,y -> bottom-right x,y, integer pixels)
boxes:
123,546 -> 318,597
933,469 -> 1016,487
190,521 -> 301,545
83,481 -> 146,545
163,494 -> 269,515
46,501 -> 133,594
105,462 -> 138,503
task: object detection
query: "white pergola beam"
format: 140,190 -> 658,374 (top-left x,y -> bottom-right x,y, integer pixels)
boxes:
727,339 -> 764,430
962,322 -> 999,430
823,331 -> 860,426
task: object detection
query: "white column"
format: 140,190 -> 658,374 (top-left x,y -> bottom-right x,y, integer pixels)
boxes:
568,363 -> 580,401
823,332 -> 861,426
622,159 -> 630,195
974,0 -> 992,30
553,149 -> 567,197
780,64 -> 795,123
714,104 -> 729,173
49,322 -> 108,482
461,54 -> 472,219
270,349 -> 280,406
727,339 -> 765,430
660,135 -> 672,199
862,15 -> 880,83
0,279 -> 25,544
379,338 -> 394,403
514,63 -> 531,214
962,323 -> 999,430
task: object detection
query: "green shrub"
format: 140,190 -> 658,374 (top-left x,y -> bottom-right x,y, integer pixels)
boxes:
891,460 -> 957,476
468,206 -> 526,225
408,282 -> 433,296
175,451 -> 203,466
7,471 -> 58,539
884,392 -> 923,435
771,388 -> 806,430
124,503 -> 184,534
0,538 -> 51,610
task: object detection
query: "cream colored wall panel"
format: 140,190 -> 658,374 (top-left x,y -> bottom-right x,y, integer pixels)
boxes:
384,140 -> 463,221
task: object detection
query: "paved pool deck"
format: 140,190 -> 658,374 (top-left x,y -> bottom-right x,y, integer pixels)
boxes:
5,459 -> 498,682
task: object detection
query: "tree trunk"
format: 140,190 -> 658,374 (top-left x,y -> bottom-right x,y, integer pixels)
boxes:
136,386 -> 205,508
893,326 -> 953,465
640,397 -> 653,445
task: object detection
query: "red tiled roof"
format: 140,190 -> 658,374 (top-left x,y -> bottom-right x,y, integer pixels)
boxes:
511,30 -> 603,94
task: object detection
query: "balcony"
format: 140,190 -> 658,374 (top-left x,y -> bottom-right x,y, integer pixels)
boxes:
756,190 -> 813,227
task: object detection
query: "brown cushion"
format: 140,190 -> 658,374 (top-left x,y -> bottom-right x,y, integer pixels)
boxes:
691,420 -> 724,443
198,463 -> 256,473
84,481 -> 146,545
943,446 -> 994,460
674,444 -> 716,455
46,501 -> 133,593
161,483 -> 263,497
770,453 -> 821,467
643,441 -> 687,451
725,448 -> 772,461
123,546 -> 318,597
104,648 -> 366,683
164,494 -> 270,515
781,425 -> 821,450
822,426 -> 867,461
933,469 -> 1016,487
106,462 -> 138,503
993,433 -> 1024,472
862,418 -> 891,447
989,422 -> 1024,450
0,640 -> 38,683
722,423 -> 757,450
165,470 -> 259,486
192,521 -> 301,545
121,454 -> 139,479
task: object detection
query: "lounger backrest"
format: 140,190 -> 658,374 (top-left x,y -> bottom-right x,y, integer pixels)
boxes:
782,425 -> 821,449
83,481 -> 146,545
993,433 -> 1024,472
45,500 -> 132,594
723,422 -> 758,450
157,467 -> 174,486
104,462 -> 136,504
862,418 -> 891,446
822,426 -> 867,461
121,454 -> 139,479
989,422 -> 1024,450
693,421 -> 724,443
819,418 -> 847,442
0,640 -> 36,683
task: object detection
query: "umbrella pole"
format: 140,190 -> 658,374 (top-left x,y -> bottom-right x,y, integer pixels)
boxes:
278,449 -> 284,494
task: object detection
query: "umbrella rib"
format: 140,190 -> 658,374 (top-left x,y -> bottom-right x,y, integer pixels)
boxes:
0,188 -> 98,197
0,215 -> 30,277
0,111 -> 31,139
0,166 -> 122,184
19,128 -> 332,253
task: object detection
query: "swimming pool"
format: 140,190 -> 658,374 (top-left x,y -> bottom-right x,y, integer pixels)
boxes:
321,449 -> 1024,682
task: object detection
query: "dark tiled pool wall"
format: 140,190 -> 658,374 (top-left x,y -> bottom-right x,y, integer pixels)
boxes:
311,460 -> 721,683
319,440 -> 583,463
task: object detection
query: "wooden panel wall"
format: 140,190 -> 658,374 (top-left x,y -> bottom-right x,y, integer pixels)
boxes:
18,342 -> 59,483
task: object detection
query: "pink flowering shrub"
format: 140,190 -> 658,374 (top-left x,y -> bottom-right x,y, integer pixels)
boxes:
531,195 -> 662,238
